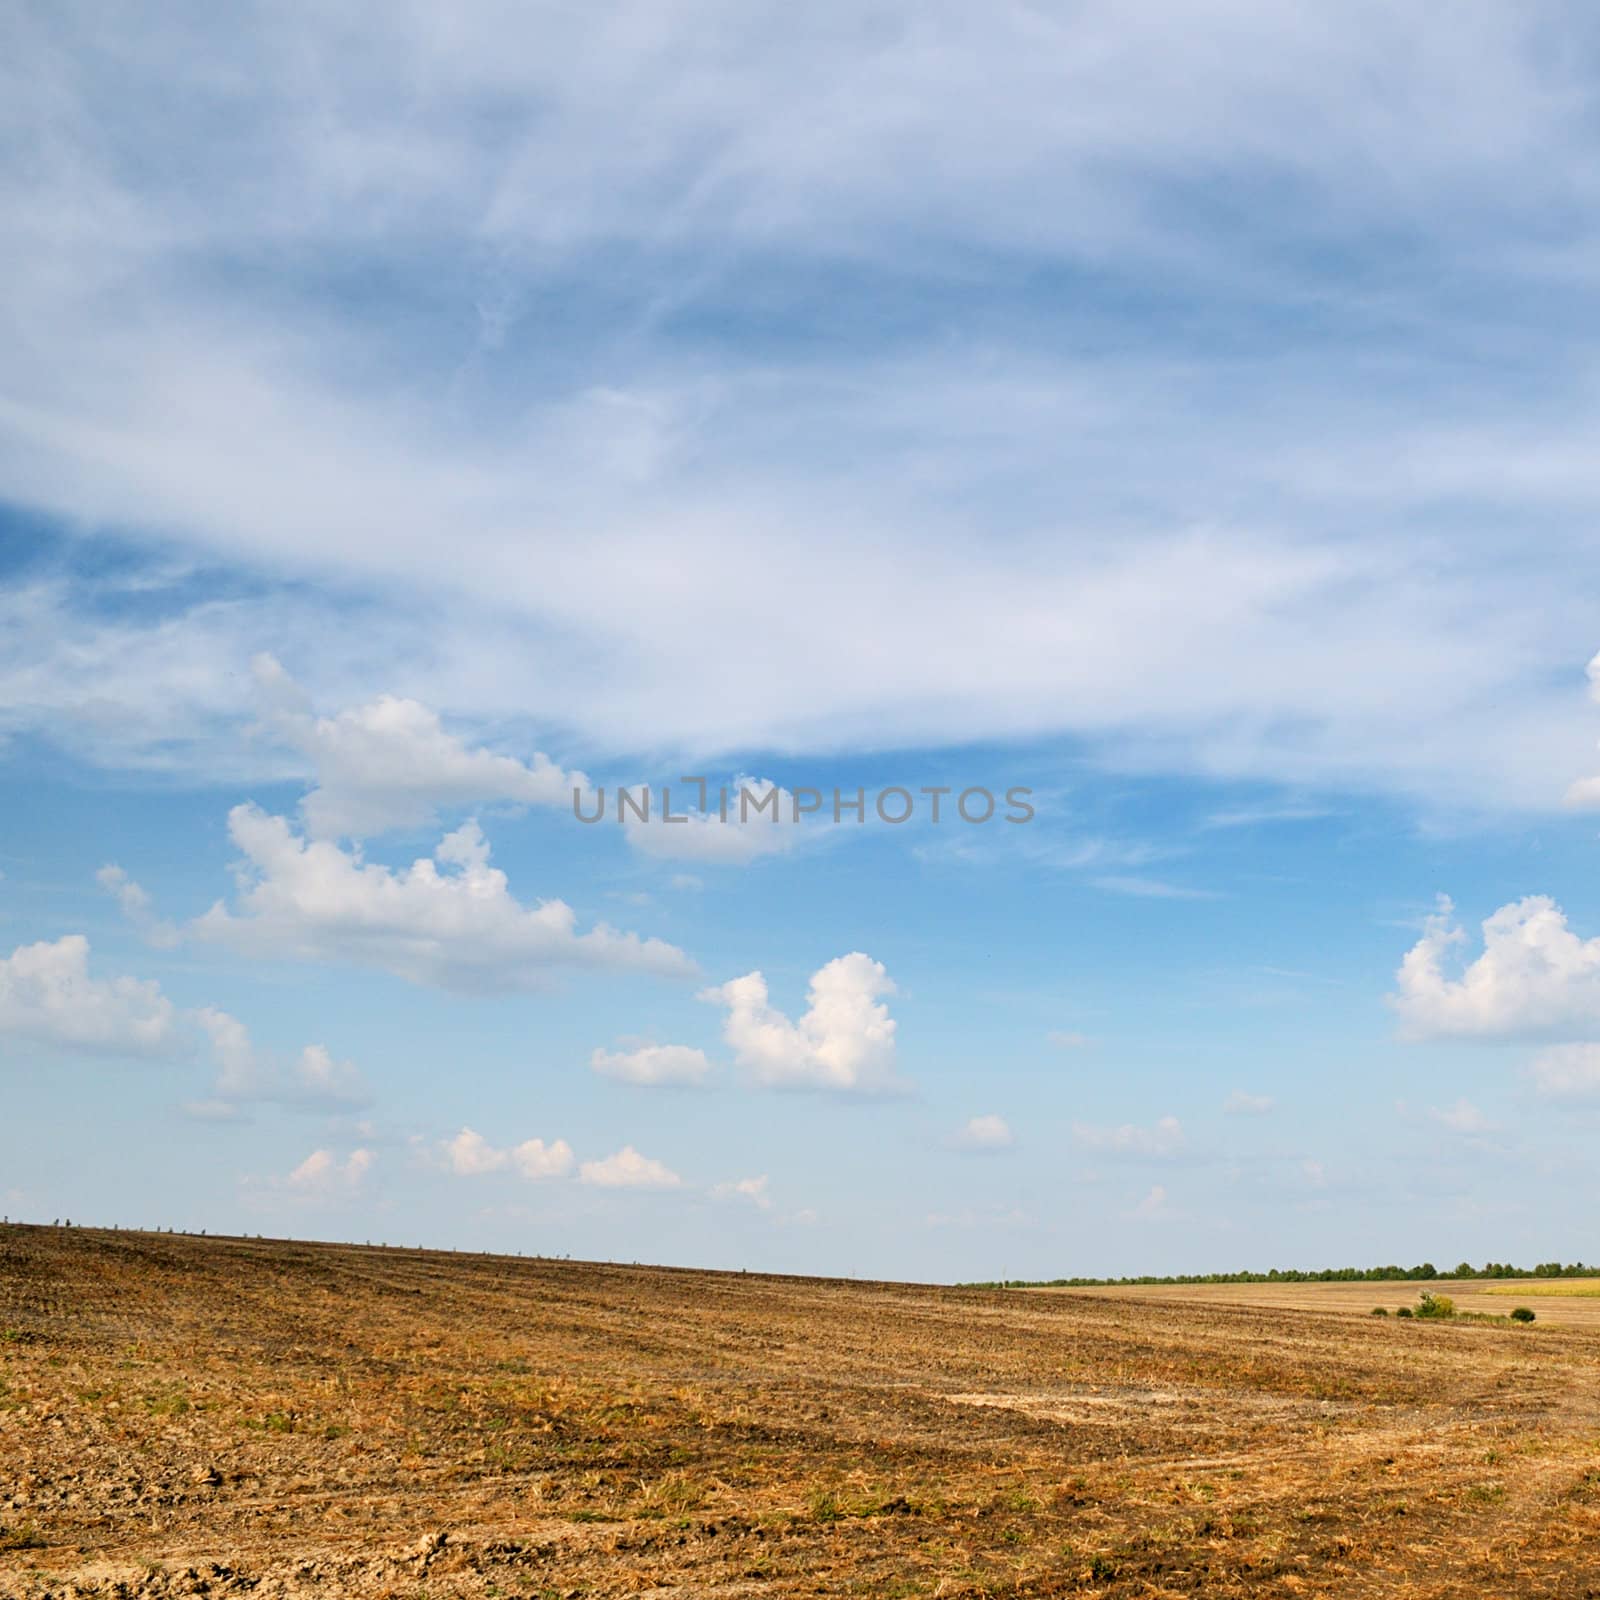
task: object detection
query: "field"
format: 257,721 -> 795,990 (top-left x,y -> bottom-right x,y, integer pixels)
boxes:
1054,1279 -> 1600,1329
3,1228 -> 1600,1598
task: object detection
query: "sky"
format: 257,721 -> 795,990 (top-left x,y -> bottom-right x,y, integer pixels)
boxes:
6,2 -> 1600,1280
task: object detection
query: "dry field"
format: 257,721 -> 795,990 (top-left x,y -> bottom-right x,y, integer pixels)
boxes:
1054,1279 -> 1600,1330
3,1228 -> 1599,1598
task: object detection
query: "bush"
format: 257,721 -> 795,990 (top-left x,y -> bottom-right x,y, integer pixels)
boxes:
1396,1306 -> 1414,1318
1416,1291 -> 1456,1319
1370,1307 -> 1390,1317
1510,1306 -> 1536,1324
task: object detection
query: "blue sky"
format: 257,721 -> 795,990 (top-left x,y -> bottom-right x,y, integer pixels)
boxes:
6,3 -> 1600,1279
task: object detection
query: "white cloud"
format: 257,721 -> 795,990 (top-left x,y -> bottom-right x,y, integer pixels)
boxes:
441,1126 -> 508,1176
511,1137 -> 576,1180
1392,894 -> 1600,1039
578,1145 -> 682,1189
699,952 -> 901,1093
621,778 -> 809,864
96,865 -> 180,948
954,1114 -> 1015,1150
1224,1090 -> 1275,1116
283,1147 -> 374,1196
1072,1115 -> 1185,1159
193,1007 -> 371,1111
6,11 -> 1600,814
1128,1184 -> 1174,1222
710,1175 -> 771,1208
0,935 -> 175,1055
1563,650 -> 1600,807
590,1042 -> 711,1086
1092,875 -> 1218,900
438,1126 -> 575,1179
193,806 -> 695,992
253,655 -> 590,839
1429,1098 -> 1494,1134
1529,1043 -> 1600,1102
1047,1030 -> 1091,1049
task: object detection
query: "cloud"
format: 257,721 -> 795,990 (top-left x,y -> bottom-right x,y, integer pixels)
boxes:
0,935 -> 175,1055
6,10 -> 1600,814
700,952 -> 901,1093
1392,894 -> 1600,1039
1563,650 -> 1600,807
438,1126 -> 575,1179
589,1042 -> 711,1086
954,1114 -> 1015,1150
440,1127 -> 508,1176
1224,1090 -> 1275,1116
1072,1115 -> 1185,1159
1202,804 -> 1332,829
1128,1184 -> 1175,1222
1428,1099 -> 1494,1134
1047,1030 -> 1091,1049
621,778 -> 810,864
1092,875 -> 1218,900
193,806 -> 695,992
96,865 -> 180,948
283,1148 -> 374,1196
253,655 -> 590,839
193,1007 -> 371,1112
1528,1043 -> 1600,1102
710,1175 -> 771,1208
578,1146 -> 682,1189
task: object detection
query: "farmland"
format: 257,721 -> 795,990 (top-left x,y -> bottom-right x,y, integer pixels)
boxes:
3,1225 -> 1600,1597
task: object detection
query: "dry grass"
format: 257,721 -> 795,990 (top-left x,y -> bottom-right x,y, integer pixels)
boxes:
1479,1280 -> 1600,1300
1052,1276 -> 1600,1328
3,1226 -> 1600,1597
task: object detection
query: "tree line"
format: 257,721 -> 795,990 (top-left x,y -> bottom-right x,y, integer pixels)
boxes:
966,1260 -> 1593,1289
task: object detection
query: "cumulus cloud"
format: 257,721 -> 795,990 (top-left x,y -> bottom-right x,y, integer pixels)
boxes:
954,1114 -> 1015,1150
283,1147 -> 374,1196
253,655 -> 590,839
193,806 -> 694,992
437,1126 -> 575,1179
589,1042 -> 711,1086
1563,650 -> 1600,807
1392,894 -> 1600,1039
578,1145 -> 682,1189
96,865 -> 180,948
710,1175 -> 771,1208
1528,1043 -> 1600,1101
1224,1090 -> 1275,1116
621,778 -> 810,864
699,952 -> 901,1093
193,1007 -> 371,1112
1072,1115 -> 1185,1159
0,935 -> 175,1055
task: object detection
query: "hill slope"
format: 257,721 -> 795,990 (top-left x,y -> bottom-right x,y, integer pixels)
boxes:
2,1225 -> 1598,1596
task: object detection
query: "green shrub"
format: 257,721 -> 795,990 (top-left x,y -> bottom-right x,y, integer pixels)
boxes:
1370,1307 -> 1389,1317
1510,1306 -> 1536,1324
1396,1306 -> 1414,1318
1416,1291 -> 1456,1319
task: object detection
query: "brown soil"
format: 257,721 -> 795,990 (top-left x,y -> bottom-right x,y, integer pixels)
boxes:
2,1226 -> 1598,1597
